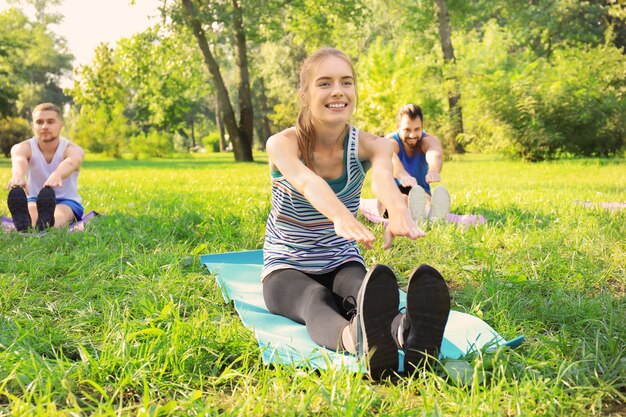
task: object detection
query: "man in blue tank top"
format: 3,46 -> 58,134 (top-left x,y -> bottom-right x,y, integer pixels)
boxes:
5,103 -> 85,232
384,104 -> 450,222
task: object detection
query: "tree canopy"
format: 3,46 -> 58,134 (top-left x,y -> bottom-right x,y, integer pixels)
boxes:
0,5 -> 72,155
3,0 -> 625,160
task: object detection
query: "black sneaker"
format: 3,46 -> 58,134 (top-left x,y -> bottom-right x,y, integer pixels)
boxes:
36,187 -> 56,230
402,264 -> 450,374
355,264 -> 400,379
7,187 -> 31,231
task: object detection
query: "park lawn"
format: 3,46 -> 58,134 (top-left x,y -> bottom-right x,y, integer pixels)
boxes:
0,153 -> 624,416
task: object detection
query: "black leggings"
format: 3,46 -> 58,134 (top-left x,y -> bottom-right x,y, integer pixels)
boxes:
263,262 -> 366,351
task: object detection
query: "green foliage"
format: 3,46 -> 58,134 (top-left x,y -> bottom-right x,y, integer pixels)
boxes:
348,0 -> 626,158
0,154 -> 624,415
70,44 -> 128,157
70,29 -> 216,157
129,129 -> 172,159
448,0 -> 617,56
253,42 -> 302,132
22,0 -> 621,161
202,131 -> 222,153
455,22 -> 626,160
0,116 -> 31,157
279,0 -> 369,53
7,0 -> 64,25
115,26 -> 212,134
71,103 -> 131,157
539,45 -> 626,157
0,7 -> 72,118
248,0 -> 368,52
71,43 -> 125,110
511,55 -> 621,160
453,21 -> 517,154
354,37 -> 447,137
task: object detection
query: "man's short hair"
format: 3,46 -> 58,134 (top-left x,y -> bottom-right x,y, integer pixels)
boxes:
32,103 -> 62,120
396,104 -> 423,125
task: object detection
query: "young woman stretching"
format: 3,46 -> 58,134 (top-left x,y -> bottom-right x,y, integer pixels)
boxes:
262,48 -> 451,379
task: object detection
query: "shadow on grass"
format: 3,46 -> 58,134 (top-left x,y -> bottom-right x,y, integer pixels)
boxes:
454,205 -> 557,229
71,208 -> 265,251
452,272 -> 625,342
0,212 -> 262,369
83,158 -> 267,170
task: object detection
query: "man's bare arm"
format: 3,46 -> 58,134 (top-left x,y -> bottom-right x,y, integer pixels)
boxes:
6,142 -> 31,190
43,143 -> 84,188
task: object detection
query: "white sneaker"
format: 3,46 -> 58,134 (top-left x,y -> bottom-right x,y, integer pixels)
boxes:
428,186 -> 451,221
408,186 -> 427,222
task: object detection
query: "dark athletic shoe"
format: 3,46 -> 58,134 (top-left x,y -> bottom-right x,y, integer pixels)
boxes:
7,187 -> 31,231
36,187 -> 56,230
402,264 -> 450,374
355,264 -> 400,379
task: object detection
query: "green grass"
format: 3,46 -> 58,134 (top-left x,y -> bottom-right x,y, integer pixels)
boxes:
0,153 -> 624,416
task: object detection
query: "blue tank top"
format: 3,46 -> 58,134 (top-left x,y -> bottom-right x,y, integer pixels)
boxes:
391,132 -> 431,195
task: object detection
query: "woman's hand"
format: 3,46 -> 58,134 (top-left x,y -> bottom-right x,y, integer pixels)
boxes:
333,213 -> 376,250
383,208 -> 426,249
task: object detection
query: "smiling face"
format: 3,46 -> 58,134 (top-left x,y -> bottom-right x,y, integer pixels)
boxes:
32,109 -> 63,143
398,114 -> 423,152
307,55 -> 356,126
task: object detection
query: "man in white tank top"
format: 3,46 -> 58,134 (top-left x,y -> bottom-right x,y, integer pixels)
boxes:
5,103 -> 84,231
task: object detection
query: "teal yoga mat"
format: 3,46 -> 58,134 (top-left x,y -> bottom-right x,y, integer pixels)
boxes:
201,250 -> 524,372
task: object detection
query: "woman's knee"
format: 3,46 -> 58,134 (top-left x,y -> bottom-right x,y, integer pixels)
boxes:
302,285 -> 335,311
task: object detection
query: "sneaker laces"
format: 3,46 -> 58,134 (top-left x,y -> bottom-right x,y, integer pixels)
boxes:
341,295 -> 360,354
343,295 -> 357,319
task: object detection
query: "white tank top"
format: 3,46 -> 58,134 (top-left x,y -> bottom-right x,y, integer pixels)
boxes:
27,137 -> 81,203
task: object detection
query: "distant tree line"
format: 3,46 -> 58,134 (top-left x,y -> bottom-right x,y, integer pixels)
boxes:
0,0 -> 72,156
1,0 -> 624,161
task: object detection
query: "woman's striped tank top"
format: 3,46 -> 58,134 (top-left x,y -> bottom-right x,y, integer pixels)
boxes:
262,126 -> 367,280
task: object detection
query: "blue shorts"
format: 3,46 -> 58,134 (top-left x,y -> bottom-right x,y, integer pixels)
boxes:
27,196 -> 84,222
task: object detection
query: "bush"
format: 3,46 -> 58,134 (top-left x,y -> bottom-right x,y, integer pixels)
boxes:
201,131 -> 222,153
129,129 -> 171,158
541,45 -> 626,157
354,37 -> 447,137
458,22 -> 625,160
478,45 -> 625,160
0,117 -> 31,157
71,104 -> 131,157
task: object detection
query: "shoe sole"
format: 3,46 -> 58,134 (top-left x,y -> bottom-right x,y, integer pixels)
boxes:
408,187 -> 427,222
357,264 -> 400,379
7,187 -> 31,231
404,264 -> 451,374
36,187 -> 56,230
428,186 -> 450,221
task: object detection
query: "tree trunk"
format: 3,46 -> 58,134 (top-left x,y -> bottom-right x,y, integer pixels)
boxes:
232,0 -> 254,158
182,0 -> 253,161
190,118 -> 196,148
215,91 -> 226,152
257,77 -> 272,150
434,0 -> 465,154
